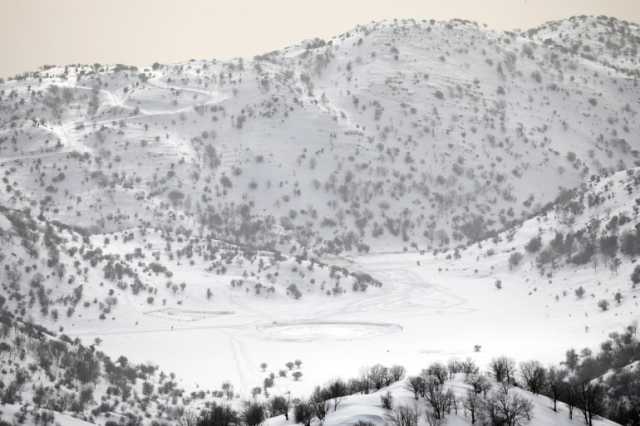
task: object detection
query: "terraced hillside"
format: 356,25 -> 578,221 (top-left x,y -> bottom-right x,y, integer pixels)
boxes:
1,16 -> 638,256
0,14 -> 639,426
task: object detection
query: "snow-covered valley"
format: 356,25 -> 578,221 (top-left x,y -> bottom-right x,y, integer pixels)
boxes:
0,13 -> 640,426
65,243 -> 638,399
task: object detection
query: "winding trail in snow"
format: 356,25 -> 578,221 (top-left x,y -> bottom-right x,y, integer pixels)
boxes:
0,80 -> 230,164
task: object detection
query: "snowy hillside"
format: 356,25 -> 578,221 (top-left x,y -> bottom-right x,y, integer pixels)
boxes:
1,16 -> 639,255
261,377 -> 619,426
0,14 -> 639,426
528,15 -> 640,75
0,312 -> 213,425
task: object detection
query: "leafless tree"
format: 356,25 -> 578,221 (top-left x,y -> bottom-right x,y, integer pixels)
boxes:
368,364 -> 390,390
463,390 -> 482,424
490,356 -> 516,384
423,376 -> 454,421
519,360 -> 546,394
423,362 -> 448,386
390,365 -> 406,382
485,384 -> 533,426
387,404 -> 420,426
466,373 -> 492,397
407,376 -> 425,400
545,367 -> 567,412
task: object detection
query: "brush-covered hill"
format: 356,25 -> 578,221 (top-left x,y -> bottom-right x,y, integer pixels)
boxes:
0,311 -> 215,426
2,311 -> 632,426
411,166 -> 640,350
527,15 -> 640,75
1,16 -> 638,257
0,14 -> 640,426
0,205 -> 381,327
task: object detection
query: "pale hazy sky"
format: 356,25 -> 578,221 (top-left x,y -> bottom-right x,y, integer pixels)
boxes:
1,0 -> 639,78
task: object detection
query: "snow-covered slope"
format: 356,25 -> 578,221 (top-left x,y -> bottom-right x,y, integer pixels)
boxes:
0,14 -> 639,426
261,378 -> 618,426
528,15 -> 640,75
1,16 -> 638,256
0,205 -> 381,324
0,313 -> 212,426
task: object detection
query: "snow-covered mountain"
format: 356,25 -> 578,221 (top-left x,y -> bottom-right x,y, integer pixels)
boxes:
1,14 -> 639,426
1,16 -> 638,255
528,15 -> 640,75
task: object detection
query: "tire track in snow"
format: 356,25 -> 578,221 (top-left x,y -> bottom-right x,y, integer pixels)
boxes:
323,264 -> 473,318
68,321 -> 252,337
223,331 -> 253,394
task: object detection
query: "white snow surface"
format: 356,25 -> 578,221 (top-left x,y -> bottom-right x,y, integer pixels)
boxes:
0,15 -> 639,425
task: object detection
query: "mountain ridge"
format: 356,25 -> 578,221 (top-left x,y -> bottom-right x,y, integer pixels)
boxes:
1,15 -> 638,257
0,14 -> 639,426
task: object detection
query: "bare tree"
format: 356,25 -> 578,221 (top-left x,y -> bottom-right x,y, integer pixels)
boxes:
178,411 -> 198,426
368,364 -> 390,390
310,386 -> 329,422
545,367 -> 567,412
269,396 -> 289,420
466,373 -> 492,397
462,390 -> 481,424
460,358 -> 479,375
326,379 -> 348,411
221,381 -> 234,400
387,404 -> 420,426
576,381 -> 606,426
519,360 -> 546,394
242,402 -> 265,426
561,380 -> 577,420
447,359 -> 461,379
423,376 -> 454,421
380,391 -> 393,410
490,356 -> 516,384
390,365 -> 406,382
195,403 -> 239,426
407,376 -> 425,400
423,362 -> 448,386
294,401 -> 314,426
485,385 -> 533,426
